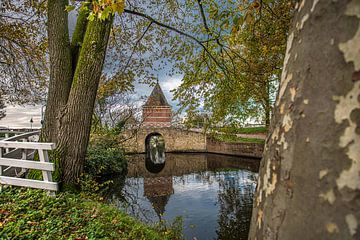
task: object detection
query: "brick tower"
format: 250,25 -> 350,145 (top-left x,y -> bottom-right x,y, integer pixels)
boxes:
142,82 -> 172,127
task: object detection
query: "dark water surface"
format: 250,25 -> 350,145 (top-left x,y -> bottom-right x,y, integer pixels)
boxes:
109,153 -> 259,240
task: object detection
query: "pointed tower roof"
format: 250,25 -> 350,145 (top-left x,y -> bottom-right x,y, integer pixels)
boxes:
144,82 -> 170,107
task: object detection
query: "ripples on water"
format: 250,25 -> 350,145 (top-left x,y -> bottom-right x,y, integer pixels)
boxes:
109,153 -> 259,240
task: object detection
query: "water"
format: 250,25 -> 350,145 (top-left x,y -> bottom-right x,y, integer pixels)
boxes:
109,153 -> 259,240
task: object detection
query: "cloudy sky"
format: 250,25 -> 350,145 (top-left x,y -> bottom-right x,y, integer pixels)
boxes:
0,75 -> 183,129
0,11 -> 185,129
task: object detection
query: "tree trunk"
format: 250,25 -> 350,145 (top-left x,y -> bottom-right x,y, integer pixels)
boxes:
43,0 -> 73,143
57,17 -> 113,186
249,1 -> 360,239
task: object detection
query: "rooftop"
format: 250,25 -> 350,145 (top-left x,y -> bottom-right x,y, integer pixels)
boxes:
144,83 -> 170,107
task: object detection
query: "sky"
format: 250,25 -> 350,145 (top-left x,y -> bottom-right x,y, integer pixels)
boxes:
0,75 -> 182,129
0,10 -> 184,129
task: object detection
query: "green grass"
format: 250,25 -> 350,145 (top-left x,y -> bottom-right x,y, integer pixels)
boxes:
235,126 -> 267,134
213,133 -> 265,144
0,187 -> 182,240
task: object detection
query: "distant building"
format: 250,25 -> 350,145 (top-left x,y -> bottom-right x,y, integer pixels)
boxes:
142,82 -> 172,128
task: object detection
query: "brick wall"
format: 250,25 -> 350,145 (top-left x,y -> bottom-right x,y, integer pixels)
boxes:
143,106 -> 172,127
206,137 -> 264,158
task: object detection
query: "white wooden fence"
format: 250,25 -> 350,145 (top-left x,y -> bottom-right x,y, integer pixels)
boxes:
0,131 -> 58,192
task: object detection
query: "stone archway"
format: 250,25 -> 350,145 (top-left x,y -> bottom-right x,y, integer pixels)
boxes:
145,132 -> 166,167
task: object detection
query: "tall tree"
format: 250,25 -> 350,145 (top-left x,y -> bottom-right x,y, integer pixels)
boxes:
173,0 -> 294,128
44,1 -> 123,186
249,0 -> 360,239
43,0 -> 227,185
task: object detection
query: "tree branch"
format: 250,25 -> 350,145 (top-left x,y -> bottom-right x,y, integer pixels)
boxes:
123,8 -> 229,78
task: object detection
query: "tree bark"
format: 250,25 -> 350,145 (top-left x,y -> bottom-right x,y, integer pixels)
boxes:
70,10 -> 88,71
57,17 -> 113,186
43,0 -> 73,143
249,0 -> 360,239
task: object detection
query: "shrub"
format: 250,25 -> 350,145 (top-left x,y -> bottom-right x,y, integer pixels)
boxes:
85,135 -> 127,178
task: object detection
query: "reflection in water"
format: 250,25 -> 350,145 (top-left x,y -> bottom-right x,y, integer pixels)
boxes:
109,153 -> 259,240
217,172 -> 255,240
146,134 -> 165,165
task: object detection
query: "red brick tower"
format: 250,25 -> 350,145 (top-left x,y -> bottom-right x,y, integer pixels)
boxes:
142,82 -> 172,127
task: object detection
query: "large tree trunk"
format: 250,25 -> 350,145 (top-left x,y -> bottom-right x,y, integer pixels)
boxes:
57,17 -> 113,186
249,1 -> 360,239
43,0 -> 73,143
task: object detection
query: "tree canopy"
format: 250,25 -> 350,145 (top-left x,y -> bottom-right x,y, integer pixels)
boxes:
172,0 -> 295,127
0,0 -> 47,104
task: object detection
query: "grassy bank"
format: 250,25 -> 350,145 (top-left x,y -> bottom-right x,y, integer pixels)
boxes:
213,133 -> 265,144
218,126 -> 267,134
0,187 -> 181,240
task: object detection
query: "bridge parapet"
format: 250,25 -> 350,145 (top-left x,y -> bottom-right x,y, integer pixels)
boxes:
122,127 -> 207,153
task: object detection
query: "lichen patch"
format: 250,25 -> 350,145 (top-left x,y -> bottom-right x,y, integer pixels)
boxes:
290,87 -> 296,101
334,82 -> 360,190
345,214 -> 358,236
257,209 -> 263,229
339,27 -> 360,71
298,0 -> 305,12
338,1 -> 360,71
319,189 -> 336,204
326,222 -> 339,234
345,0 -> 360,18
299,13 -> 310,30
276,31 -> 294,106
282,113 -> 293,132
319,169 -> 329,179
311,0 -> 320,12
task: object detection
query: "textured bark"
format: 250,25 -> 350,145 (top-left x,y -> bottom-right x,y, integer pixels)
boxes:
70,10 -> 88,71
43,0 -> 73,143
249,1 -> 360,239
57,17 -> 113,185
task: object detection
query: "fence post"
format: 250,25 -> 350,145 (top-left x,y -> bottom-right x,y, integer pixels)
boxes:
0,147 -> 2,192
21,138 -> 28,176
4,133 -> 9,153
38,149 -> 55,196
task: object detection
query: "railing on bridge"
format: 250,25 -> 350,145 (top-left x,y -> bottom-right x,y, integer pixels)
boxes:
0,131 -> 58,192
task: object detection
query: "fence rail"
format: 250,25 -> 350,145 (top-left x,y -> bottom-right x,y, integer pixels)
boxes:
0,131 -> 58,192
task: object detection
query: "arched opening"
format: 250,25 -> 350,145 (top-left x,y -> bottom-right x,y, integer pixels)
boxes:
145,133 -> 166,173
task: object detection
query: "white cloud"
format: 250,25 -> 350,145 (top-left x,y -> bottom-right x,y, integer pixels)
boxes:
0,75 -> 184,128
0,105 -> 42,129
162,75 -> 182,92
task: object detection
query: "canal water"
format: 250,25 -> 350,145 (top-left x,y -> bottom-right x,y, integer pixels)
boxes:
109,153 -> 259,240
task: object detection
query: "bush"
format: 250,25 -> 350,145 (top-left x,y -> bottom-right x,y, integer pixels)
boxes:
85,135 -> 127,178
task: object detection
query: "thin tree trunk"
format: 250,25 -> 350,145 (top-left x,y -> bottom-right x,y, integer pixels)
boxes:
249,0 -> 360,239
43,0 -> 73,143
57,17 -> 113,186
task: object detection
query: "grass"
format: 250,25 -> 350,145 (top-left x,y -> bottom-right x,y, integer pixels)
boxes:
218,126 -> 268,135
235,126 -> 267,134
213,133 -> 265,144
0,187 -> 182,240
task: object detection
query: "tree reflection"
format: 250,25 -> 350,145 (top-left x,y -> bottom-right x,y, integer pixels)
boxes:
216,172 -> 256,240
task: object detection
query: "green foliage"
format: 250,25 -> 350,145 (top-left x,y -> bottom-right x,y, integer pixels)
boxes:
0,187 -> 182,239
173,0 -> 296,127
86,132 -> 127,178
67,0 -> 125,21
212,133 -> 265,144
0,0 -> 47,103
219,126 -> 268,134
